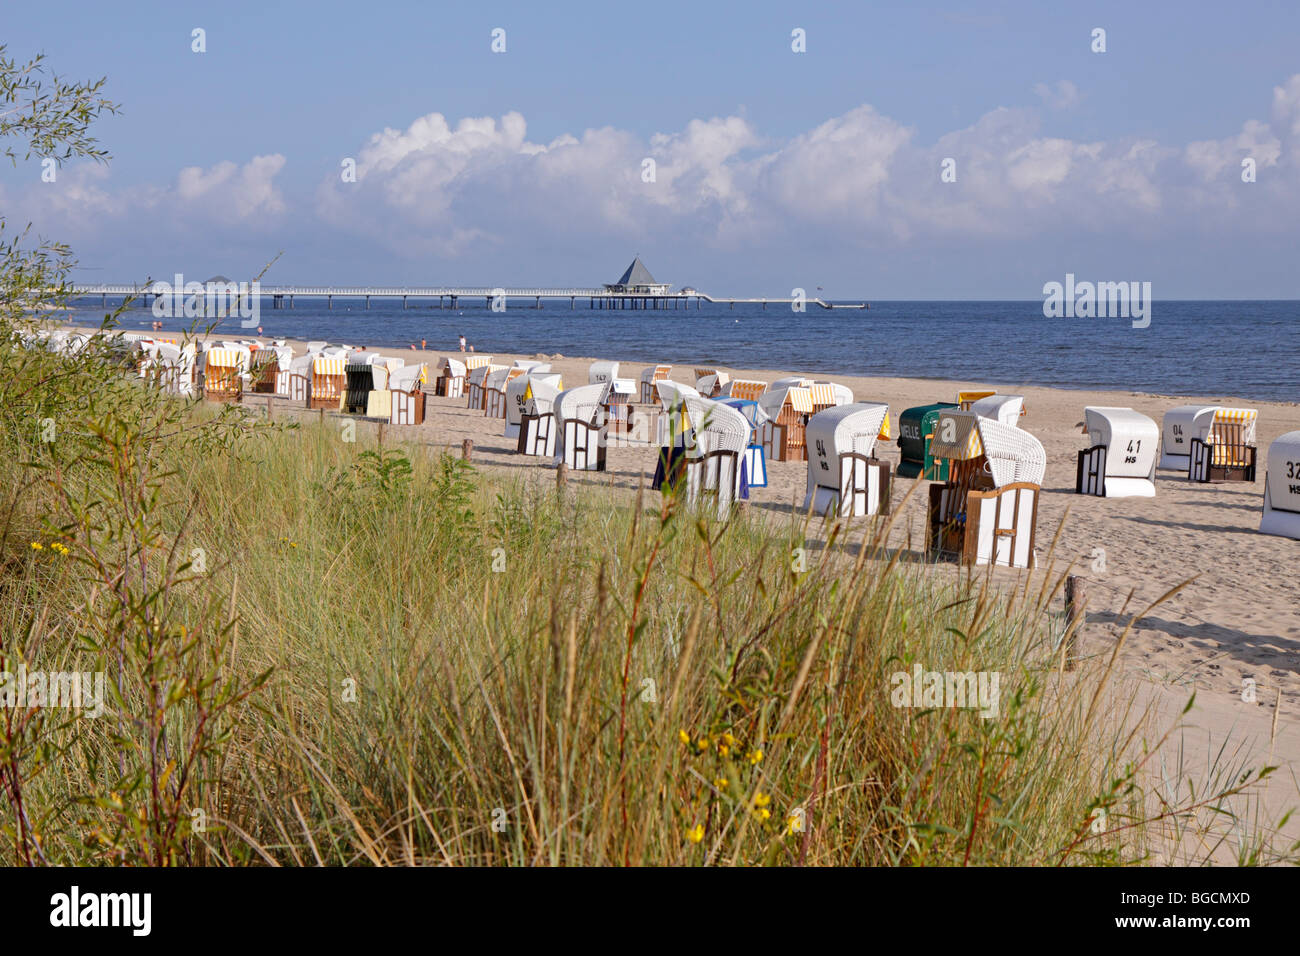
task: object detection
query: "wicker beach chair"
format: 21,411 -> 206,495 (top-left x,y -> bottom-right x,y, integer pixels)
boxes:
694,369 -> 731,397
640,365 -> 672,403
517,374 -> 565,457
720,379 -> 769,402
202,348 -> 243,403
757,384 -> 814,461
434,357 -> 467,397
926,410 -> 1045,568
505,369 -> 559,440
804,403 -> 892,517
679,396 -> 751,518
1076,406 -> 1158,498
1189,408 -> 1258,482
554,382 -> 609,471
388,363 -> 427,425
307,355 -> 347,409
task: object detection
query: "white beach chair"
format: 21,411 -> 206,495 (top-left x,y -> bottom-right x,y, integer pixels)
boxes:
967,394 -> 1026,427
926,409 -> 1046,569
589,361 -> 620,385
388,363 -> 427,425
1260,431 -> 1300,539
1076,407 -> 1158,498
435,357 -> 467,397
518,374 -> 565,457
803,403 -> 892,517
466,363 -> 503,411
1158,405 -> 1219,472
505,370 -> 562,440
680,396 -> 752,518
554,382 -> 610,471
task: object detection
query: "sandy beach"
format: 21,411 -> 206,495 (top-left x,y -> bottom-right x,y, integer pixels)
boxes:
97,327 -> 1300,845
226,339 -> 1299,714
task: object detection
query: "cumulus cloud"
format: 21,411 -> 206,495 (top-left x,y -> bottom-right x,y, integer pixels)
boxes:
12,72 -> 1300,270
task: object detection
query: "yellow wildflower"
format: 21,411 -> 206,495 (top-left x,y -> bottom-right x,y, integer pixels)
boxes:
686,824 -> 704,844
696,737 -> 710,752
721,732 -> 737,748
51,543 -> 69,555
713,777 -> 728,790
29,542 -> 43,551
753,791 -> 771,808
747,749 -> 763,765
717,744 -> 730,757
678,729 -> 690,745
754,807 -> 771,822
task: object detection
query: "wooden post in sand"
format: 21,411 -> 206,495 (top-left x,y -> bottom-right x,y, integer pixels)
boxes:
377,423 -> 386,446
556,462 -> 568,490
266,395 -> 273,420
461,439 -> 473,462
1063,575 -> 1085,670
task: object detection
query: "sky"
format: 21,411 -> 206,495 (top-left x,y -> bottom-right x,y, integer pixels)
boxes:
2,0 -> 1299,298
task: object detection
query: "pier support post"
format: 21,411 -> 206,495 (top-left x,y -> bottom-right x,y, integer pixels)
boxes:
365,295 -> 370,310
328,295 -> 332,310
403,296 -> 407,310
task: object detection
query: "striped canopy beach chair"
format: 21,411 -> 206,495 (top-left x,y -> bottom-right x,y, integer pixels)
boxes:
1190,407 -> 1258,483
925,409 -> 1046,569
307,355 -> 347,409
758,384 -> 814,461
640,364 -> 672,403
202,348 -> 243,403
720,379 -> 768,402
804,403 -> 892,517
694,368 -> 730,397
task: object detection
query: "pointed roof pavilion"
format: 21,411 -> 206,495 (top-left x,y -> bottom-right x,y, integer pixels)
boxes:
605,257 -> 670,294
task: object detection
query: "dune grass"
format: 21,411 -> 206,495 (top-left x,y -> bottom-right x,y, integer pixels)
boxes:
0,327 -> 1292,866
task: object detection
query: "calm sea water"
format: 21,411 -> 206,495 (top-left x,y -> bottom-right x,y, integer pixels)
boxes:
80,298 -> 1300,403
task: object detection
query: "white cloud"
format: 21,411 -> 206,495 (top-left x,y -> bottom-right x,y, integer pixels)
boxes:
1033,80 -> 1082,110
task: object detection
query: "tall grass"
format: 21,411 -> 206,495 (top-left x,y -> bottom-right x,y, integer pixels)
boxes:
0,331 -> 1291,865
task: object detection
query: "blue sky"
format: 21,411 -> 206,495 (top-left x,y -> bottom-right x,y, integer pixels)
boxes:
3,0 -> 1300,297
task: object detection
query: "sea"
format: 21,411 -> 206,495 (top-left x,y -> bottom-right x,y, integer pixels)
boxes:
76,297 -> 1300,403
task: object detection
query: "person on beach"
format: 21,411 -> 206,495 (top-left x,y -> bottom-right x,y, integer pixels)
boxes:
458,334 -> 466,352
421,338 -> 427,350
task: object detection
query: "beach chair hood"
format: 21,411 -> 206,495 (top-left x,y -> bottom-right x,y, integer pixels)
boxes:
928,409 -> 1046,487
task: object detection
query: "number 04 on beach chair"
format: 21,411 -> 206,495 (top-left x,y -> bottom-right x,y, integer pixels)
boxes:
925,410 -> 1045,569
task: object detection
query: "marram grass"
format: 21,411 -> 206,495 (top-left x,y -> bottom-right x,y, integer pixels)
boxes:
0,336 -> 1291,866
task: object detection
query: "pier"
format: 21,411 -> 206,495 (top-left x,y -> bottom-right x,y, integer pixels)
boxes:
68,258 -> 867,311
69,284 -> 864,311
